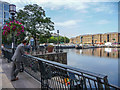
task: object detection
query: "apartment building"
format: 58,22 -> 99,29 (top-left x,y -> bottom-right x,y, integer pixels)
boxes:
109,32 -> 120,43
93,34 -> 101,44
82,34 -> 92,44
70,32 -> 120,45
70,38 -> 76,44
76,36 -> 80,44
101,33 -> 108,44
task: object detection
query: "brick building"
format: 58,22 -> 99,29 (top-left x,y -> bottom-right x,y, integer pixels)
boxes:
70,32 -> 120,45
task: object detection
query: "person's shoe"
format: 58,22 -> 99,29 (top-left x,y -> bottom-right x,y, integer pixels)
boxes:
11,77 -> 19,81
20,69 -> 24,72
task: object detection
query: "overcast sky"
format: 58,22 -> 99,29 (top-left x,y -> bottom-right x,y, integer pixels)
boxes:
1,0 -> 119,38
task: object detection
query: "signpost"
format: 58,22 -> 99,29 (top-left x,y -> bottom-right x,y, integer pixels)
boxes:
0,25 -> 2,51
30,38 -> 34,52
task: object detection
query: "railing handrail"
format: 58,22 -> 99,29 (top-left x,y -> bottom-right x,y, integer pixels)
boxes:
2,48 -> 120,89
24,54 -> 107,79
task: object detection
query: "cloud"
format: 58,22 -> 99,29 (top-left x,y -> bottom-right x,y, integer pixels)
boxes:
97,20 -> 110,24
95,7 -> 106,12
94,5 -> 115,14
1,0 -> 119,11
55,20 -> 82,27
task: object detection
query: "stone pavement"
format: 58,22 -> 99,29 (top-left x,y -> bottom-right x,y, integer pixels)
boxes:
0,57 -> 41,89
0,57 -> 14,89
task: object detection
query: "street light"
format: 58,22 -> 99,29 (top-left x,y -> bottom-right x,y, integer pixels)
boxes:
9,4 -> 16,15
57,30 -> 59,53
9,4 -> 16,54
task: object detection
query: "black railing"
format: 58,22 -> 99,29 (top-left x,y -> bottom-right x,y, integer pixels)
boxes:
2,49 -> 120,89
2,48 -> 13,63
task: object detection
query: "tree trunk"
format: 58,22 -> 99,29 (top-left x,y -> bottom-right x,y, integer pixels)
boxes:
33,35 -> 37,50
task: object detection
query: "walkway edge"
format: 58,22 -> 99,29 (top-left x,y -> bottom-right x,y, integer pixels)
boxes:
0,58 -> 14,89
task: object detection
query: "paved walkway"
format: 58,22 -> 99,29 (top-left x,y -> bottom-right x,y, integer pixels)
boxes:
0,57 -> 41,89
0,57 -> 14,89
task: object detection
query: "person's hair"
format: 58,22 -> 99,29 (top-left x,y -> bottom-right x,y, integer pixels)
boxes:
22,40 -> 27,44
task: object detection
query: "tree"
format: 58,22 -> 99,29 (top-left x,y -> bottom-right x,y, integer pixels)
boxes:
64,37 -> 70,43
48,36 -> 70,44
16,4 -> 54,47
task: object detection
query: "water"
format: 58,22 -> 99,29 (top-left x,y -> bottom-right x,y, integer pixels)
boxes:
63,48 -> 119,86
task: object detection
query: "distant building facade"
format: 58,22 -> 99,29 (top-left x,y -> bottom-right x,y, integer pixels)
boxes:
0,1 -> 10,48
101,33 -> 108,44
0,1 -> 10,26
93,34 -> 101,44
82,34 -> 92,44
70,32 -> 120,45
70,37 -> 76,44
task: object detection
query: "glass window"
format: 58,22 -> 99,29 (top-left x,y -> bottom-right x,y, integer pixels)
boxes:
0,18 -> 2,22
0,2 -> 3,19
4,3 -> 9,11
0,11 -> 3,18
4,12 -> 9,19
0,2 -> 3,10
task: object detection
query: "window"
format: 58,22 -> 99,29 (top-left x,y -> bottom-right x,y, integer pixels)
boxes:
4,12 -> 9,19
4,3 -> 9,11
0,18 -> 2,23
0,11 -> 3,18
0,2 -> 3,10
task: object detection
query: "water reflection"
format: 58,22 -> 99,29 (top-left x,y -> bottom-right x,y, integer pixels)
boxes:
63,48 -> 119,86
75,48 -> 120,59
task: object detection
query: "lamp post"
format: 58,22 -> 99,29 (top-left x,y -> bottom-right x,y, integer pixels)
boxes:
0,25 -> 2,51
57,30 -> 59,53
9,4 -> 16,54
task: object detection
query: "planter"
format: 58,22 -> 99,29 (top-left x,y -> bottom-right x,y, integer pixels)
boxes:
47,46 -> 54,52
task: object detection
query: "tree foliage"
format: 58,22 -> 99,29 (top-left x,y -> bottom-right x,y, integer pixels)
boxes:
16,4 -> 54,46
48,36 -> 70,44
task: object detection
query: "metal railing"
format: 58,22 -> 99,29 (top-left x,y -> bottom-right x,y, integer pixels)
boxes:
2,48 -> 13,63
2,49 -> 120,89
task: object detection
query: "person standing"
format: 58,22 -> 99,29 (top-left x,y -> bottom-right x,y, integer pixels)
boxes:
11,40 -> 27,81
1,44 -> 5,57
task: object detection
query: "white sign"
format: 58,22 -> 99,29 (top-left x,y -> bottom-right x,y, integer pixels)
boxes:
12,43 -> 14,48
30,38 -> 34,41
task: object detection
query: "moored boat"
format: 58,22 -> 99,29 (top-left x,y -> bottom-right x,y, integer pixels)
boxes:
75,45 -> 82,49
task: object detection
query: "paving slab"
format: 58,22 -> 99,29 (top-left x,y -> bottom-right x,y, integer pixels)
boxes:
0,57 -> 41,89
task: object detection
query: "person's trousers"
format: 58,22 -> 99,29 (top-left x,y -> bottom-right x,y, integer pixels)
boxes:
11,61 -> 21,80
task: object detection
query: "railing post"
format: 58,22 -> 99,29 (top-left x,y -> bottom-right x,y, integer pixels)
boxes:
38,61 -> 47,89
80,77 -> 83,89
70,79 -> 75,90
104,76 -> 110,90
97,77 -> 103,90
81,73 -> 87,90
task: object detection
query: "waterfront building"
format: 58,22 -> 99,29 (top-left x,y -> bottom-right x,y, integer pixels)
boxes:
70,37 -> 76,44
101,33 -> 108,44
0,1 -> 10,48
82,34 -> 92,44
109,32 -> 120,43
70,35 -> 83,44
70,32 -> 120,45
76,36 -> 80,44
93,34 -> 102,44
